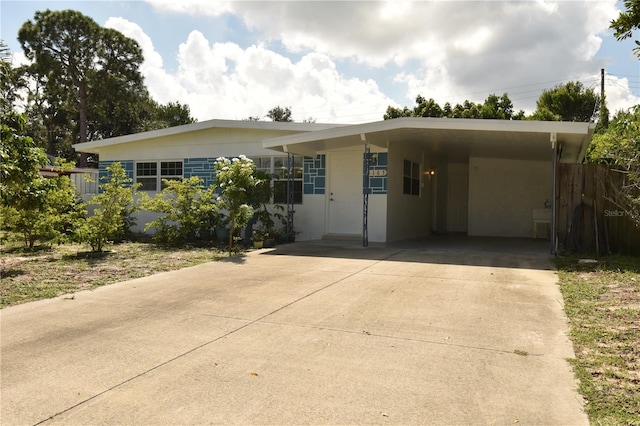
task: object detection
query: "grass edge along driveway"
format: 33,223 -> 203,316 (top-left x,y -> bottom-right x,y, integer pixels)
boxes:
1,241 -> 227,308
556,255 -> 640,426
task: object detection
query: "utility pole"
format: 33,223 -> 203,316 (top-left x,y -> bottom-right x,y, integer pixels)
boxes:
599,68 -> 609,128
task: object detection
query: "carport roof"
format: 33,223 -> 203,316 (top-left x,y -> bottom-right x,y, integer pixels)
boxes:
263,117 -> 596,163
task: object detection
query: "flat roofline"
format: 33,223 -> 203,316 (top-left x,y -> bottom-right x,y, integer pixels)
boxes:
73,119 -> 347,152
263,117 -> 595,149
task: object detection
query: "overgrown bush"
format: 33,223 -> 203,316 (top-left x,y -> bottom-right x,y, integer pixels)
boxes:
1,112 -> 84,248
76,162 -> 140,252
142,176 -> 219,245
2,159 -> 84,249
214,155 -> 262,253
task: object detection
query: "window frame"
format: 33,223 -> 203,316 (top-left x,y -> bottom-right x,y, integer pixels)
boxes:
135,160 -> 183,192
403,159 -> 421,196
249,155 -> 303,204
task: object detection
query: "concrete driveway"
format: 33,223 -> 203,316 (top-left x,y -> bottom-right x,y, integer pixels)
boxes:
1,239 -> 587,425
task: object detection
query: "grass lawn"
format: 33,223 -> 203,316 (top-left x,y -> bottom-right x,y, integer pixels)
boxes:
556,255 -> 640,426
1,240 -> 227,308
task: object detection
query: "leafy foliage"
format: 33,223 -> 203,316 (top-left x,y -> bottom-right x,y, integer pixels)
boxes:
142,177 -> 219,245
214,156 -> 262,253
266,106 -> 293,122
384,93 -> 524,120
0,113 -> 48,200
2,158 -> 84,249
76,162 -> 140,252
16,10 -> 196,162
0,48 -> 26,115
530,81 -> 598,122
610,0 -> 640,57
0,111 -> 83,249
18,9 -> 144,151
587,106 -> 640,227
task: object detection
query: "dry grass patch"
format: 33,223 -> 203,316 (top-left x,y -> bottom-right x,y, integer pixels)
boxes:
1,241 -> 226,308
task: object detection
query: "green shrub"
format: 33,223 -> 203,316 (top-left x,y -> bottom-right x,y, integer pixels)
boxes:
76,162 -> 139,252
214,156 -> 262,254
142,176 -> 219,245
2,159 -> 84,249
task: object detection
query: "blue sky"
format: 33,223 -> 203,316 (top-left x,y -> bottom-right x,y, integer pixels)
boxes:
2,0 -> 639,123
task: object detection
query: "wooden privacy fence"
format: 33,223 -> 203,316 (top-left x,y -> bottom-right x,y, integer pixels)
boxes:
557,163 -> 640,255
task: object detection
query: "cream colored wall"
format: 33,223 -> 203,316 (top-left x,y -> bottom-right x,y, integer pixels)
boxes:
368,196 -> 387,242
468,157 -> 551,237
96,127 -> 292,160
386,141 -> 432,241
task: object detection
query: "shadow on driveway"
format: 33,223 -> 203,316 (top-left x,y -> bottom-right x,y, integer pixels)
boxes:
263,235 -> 554,271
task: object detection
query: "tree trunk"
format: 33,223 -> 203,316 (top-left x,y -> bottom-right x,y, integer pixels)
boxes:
77,81 -> 89,167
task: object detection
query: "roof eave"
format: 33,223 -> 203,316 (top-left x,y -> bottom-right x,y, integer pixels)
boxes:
262,118 -> 595,152
73,119 -> 347,153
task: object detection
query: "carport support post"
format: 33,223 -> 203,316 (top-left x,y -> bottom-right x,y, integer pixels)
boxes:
286,152 -> 295,243
362,134 -> 370,247
550,133 -> 557,255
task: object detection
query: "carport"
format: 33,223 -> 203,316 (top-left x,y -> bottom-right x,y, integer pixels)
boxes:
263,118 -> 595,251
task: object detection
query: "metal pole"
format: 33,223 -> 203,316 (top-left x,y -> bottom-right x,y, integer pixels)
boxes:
286,152 -> 294,243
362,136 -> 370,247
550,133 -> 557,255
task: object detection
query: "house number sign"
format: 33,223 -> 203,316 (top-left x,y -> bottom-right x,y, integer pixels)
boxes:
369,169 -> 387,177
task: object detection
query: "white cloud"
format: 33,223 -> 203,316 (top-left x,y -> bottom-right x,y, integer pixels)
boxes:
138,0 -> 638,118
146,0 -> 233,17
105,17 -> 188,106
10,51 -> 29,67
604,75 -> 640,114
105,17 -> 395,123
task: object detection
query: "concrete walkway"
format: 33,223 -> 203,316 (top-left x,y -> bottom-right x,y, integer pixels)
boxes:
1,241 -> 587,425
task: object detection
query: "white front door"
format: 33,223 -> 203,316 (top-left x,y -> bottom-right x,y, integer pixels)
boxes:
328,151 -> 362,236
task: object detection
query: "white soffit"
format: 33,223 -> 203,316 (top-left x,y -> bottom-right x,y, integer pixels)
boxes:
262,118 -> 595,163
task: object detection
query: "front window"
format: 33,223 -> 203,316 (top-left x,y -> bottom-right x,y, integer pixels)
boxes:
249,155 -> 303,204
136,161 -> 183,191
403,159 -> 420,196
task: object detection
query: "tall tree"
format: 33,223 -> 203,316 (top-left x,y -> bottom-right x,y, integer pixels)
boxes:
151,101 -> 196,129
18,10 -> 144,163
530,81 -> 598,122
610,0 -> 640,58
266,106 -> 293,122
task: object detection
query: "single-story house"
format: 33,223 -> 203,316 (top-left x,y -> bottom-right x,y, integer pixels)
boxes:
73,117 -> 595,248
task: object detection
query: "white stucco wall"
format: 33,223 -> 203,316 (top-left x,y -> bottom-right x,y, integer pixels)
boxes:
294,194 -> 387,242
295,195 -> 327,241
468,157 -> 551,238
